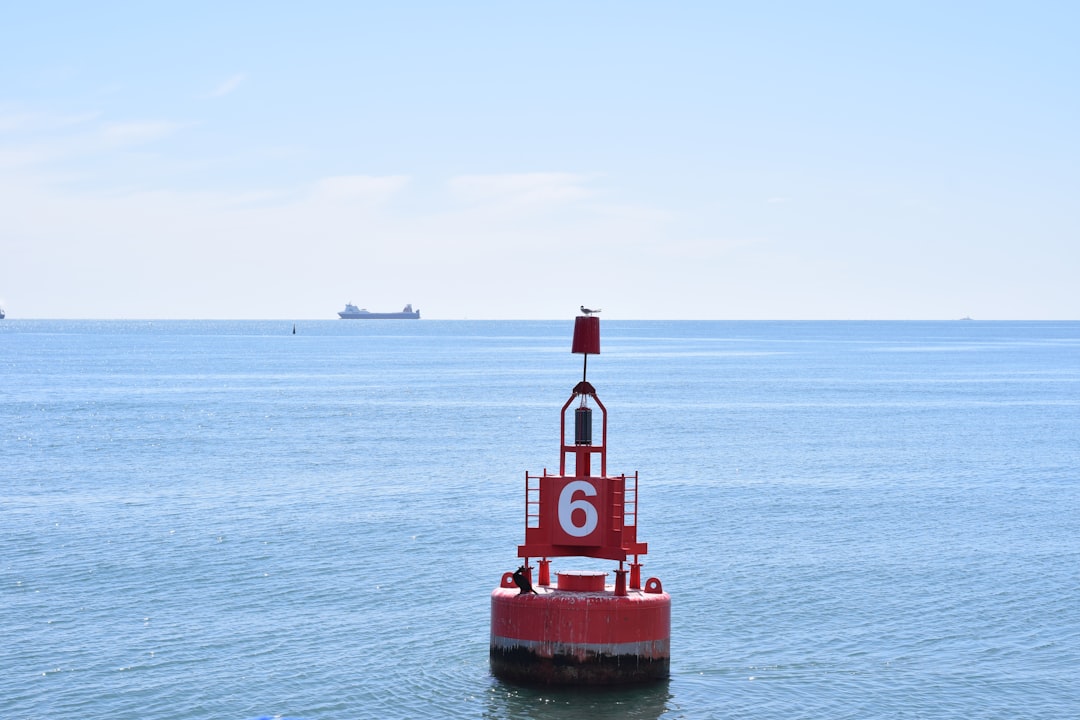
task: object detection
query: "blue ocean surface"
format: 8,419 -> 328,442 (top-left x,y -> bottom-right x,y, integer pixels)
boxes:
2,320 -> 1078,719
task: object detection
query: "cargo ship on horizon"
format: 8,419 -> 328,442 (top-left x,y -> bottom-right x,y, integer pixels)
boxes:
338,303 -> 420,319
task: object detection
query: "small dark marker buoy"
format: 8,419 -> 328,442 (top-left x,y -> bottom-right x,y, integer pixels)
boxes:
292,323 -> 296,334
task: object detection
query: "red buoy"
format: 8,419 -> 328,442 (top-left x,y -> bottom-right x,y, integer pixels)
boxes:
490,312 -> 670,685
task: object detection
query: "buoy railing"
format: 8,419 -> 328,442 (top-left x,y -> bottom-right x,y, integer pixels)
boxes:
524,470 -> 635,531
525,472 -> 541,529
624,472 -> 639,528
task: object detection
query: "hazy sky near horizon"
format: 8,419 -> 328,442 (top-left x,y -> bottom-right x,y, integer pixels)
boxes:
2,2 -> 1077,320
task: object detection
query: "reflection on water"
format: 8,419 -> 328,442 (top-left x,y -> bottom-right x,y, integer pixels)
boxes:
484,677 -> 675,720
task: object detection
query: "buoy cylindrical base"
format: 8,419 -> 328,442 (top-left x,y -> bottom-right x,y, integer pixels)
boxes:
490,584 -> 670,685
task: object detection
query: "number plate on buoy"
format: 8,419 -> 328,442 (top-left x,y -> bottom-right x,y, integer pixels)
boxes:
551,478 -> 603,545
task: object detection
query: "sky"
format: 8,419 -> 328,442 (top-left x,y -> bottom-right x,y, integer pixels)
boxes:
2,2 -> 1078,320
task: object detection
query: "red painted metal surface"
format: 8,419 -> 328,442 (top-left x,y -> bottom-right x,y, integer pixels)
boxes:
571,316 -> 600,355
491,587 -> 670,645
490,586 -> 670,685
557,571 -> 606,592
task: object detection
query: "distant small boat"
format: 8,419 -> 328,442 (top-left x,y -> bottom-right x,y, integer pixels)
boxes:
959,316 -> 974,321
0,307 -> 5,320
338,303 -> 420,319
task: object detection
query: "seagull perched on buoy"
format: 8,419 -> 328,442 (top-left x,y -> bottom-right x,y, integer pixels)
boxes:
580,306 -> 601,316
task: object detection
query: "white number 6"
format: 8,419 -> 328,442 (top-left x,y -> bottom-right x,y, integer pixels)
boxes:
558,480 -> 598,537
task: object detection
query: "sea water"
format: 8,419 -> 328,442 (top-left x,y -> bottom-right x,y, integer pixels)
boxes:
2,320 -> 1078,719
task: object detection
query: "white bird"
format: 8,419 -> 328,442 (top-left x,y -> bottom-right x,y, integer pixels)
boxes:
580,306 -> 601,316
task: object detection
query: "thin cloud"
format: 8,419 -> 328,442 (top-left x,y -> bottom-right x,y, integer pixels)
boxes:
99,121 -> 184,147
0,112 -> 37,132
664,236 -> 767,259
0,109 -> 101,133
0,146 -> 53,169
0,116 -> 183,172
313,174 -> 410,203
448,172 -> 596,209
209,73 -> 247,98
